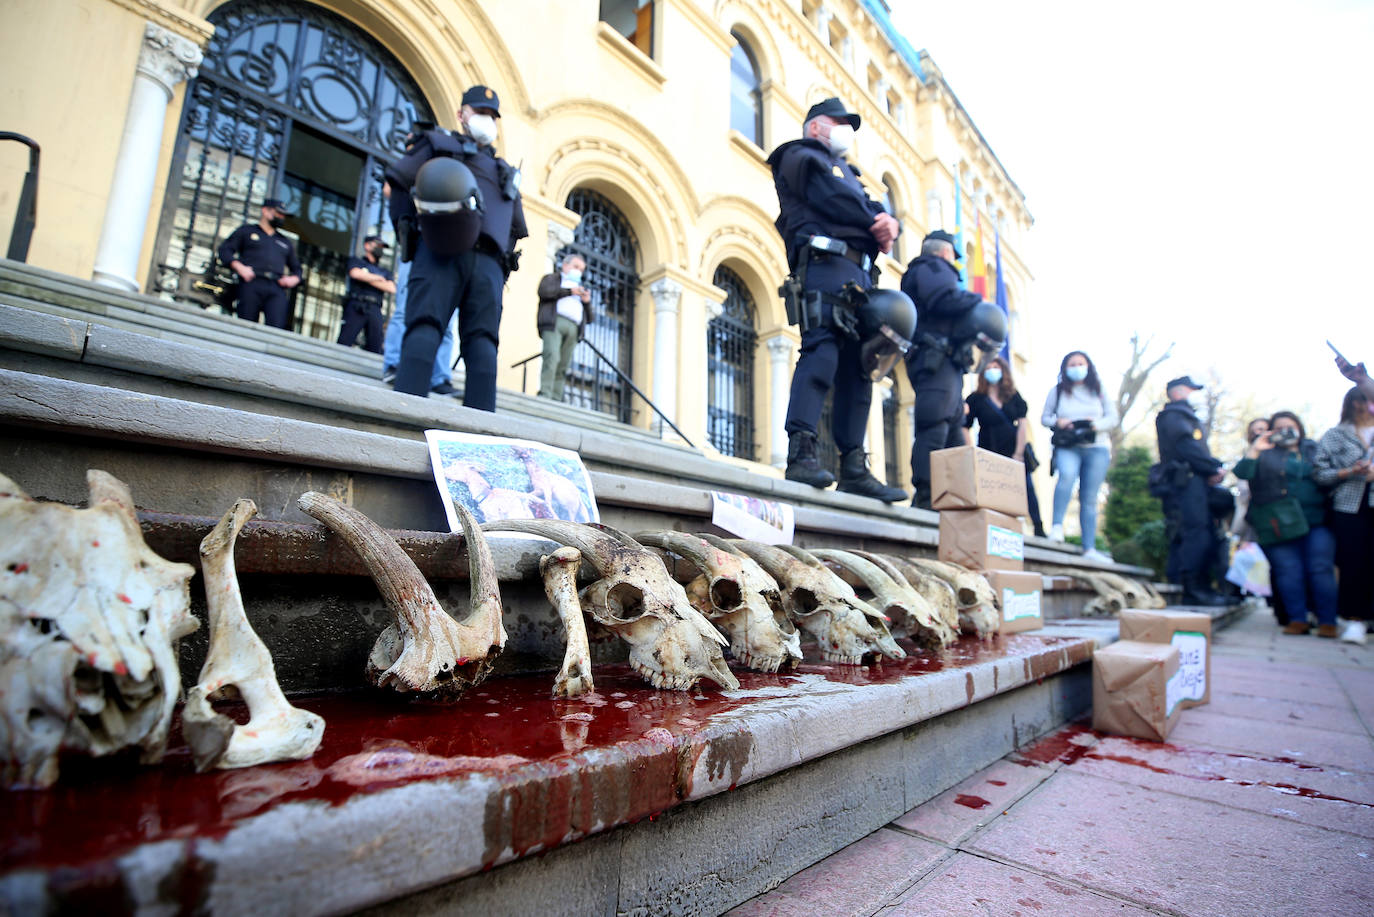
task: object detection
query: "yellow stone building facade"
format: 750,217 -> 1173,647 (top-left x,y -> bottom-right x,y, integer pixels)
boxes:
0,0 -> 1033,488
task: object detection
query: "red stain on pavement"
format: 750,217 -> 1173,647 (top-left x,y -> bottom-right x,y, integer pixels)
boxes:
954,793 -> 991,809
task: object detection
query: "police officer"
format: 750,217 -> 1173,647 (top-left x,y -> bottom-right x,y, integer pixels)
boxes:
767,97 -> 906,503
336,235 -> 395,353
1155,375 -> 1228,606
901,230 -> 987,509
218,198 -> 301,329
386,85 -> 527,409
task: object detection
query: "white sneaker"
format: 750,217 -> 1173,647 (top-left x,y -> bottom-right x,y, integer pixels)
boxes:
1082,548 -> 1110,563
1050,524 -> 1065,543
1340,621 -> 1367,645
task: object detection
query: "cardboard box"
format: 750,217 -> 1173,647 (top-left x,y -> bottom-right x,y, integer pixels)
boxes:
931,445 -> 1029,517
938,508 -> 1024,572
1092,640 -> 1183,742
985,570 -> 1044,634
1119,609 -> 1212,707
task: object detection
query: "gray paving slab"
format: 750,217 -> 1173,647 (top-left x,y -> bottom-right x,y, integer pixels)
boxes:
891,758 -> 1053,845
1169,706 -> 1374,773
1201,690 -> 1369,736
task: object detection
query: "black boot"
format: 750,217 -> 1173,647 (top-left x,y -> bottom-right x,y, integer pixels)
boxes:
1181,574 -> 1229,607
911,486 -> 932,510
785,432 -> 835,488
837,449 -> 907,503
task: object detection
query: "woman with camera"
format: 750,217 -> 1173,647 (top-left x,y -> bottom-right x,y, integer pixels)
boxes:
1313,387 -> 1374,644
1235,412 -> 1338,636
1041,351 -> 1118,561
963,355 -> 1046,537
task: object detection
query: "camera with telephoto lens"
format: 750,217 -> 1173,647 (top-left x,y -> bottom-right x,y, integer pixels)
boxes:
1269,428 -> 1300,447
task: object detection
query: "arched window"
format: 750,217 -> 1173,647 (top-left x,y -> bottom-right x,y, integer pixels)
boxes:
152,0 -> 433,341
729,35 -> 763,146
561,188 -> 640,424
881,175 -> 902,262
708,266 -> 758,459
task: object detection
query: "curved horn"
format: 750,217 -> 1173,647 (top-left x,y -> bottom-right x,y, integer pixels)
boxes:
851,550 -> 912,588
299,492 -> 435,615
776,544 -> 826,568
481,519 -> 621,571
696,532 -> 748,557
589,522 -> 643,548
456,502 -> 500,630
810,548 -> 899,594
636,531 -> 723,571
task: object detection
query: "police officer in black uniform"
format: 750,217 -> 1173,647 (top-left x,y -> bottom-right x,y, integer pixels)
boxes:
386,85 -> 527,409
901,230 -> 992,509
1155,375 -> 1228,606
767,97 -> 906,503
218,198 -> 301,329
337,234 -> 395,353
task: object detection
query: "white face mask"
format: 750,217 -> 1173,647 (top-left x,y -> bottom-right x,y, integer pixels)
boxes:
825,123 -> 854,156
466,113 -> 497,145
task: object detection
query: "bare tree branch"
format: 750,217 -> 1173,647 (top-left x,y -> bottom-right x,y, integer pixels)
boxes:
1110,333 -> 1175,456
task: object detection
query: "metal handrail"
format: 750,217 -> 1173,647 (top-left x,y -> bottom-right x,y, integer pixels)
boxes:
0,132 -> 40,262
509,344 -> 695,448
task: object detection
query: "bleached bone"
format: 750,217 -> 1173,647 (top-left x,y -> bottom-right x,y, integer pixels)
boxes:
0,470 -> 198,789
904,557 -> 1001,638
637,530 -> 802,673
811,548 -> 952,650
730,540 -> 904,664
1096,571 -> 1162,609
1138,579 -> 1169,609
182,499 -> 324,771
484,520 -> 738,692
299,492 -> 505,699
541,546 -> 594,697
863,552 -> 962,640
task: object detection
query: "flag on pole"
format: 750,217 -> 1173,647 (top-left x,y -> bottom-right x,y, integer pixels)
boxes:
994,223 -> 1010,359
953,168 -> 967,289
970,213 -> 989,298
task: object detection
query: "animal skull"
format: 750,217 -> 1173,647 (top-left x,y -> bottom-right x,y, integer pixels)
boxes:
298,492 -> 505,699
873,553 -> 962,638
483,520 -> 738,692
182,499 -> 324,771
731,540 -> 904,665
540,546 -> 594,697
637,531 -> 802,673
904,557 -> 1000,638
0,470 -> 198,789
811,548 -> 952,650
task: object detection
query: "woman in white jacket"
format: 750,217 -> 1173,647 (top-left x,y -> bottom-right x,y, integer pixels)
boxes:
1041,351 -> 1119,561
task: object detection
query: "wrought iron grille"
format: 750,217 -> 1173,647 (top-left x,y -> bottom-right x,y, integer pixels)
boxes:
149,0 -> 430,340
707,266 -> 758,459
559,189 -> 640,423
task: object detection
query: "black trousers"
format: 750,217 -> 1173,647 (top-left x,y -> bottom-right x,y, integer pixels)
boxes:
1329,496 -> 1374,621
337,300 -> 383,353
1163,474 -> 1214,582
395,240 -> 503,409
236,277 -> 290,329
782,257 -> 872,453
907,356 -> 965,496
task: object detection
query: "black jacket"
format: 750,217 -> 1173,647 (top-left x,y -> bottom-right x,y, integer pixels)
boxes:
1155,401 -> 1221,477
766,138 -> 888,269
900,255 -> 981,337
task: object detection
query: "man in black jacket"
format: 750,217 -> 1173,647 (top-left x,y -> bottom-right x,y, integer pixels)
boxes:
1155,375 -> 1228,605
217,198 -> 301,329
766,97 -> 904,502
902,230 -> 983,509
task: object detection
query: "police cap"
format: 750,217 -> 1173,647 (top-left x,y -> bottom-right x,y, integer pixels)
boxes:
461,85 -> 501,116
1166,376 -> 1204,391
363,234 -> 389,248
804,97 -> 860,129
261,198 -> 293,216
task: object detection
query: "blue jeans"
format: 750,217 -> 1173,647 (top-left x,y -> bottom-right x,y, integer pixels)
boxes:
1052,444 -> 1110,551
1265,524 -> 1338,626
381,259 -> 454,389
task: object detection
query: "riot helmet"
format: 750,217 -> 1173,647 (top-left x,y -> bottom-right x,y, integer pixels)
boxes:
952,300 -> 1007,354
856,288 -> 917,382
412,157 -> 484,255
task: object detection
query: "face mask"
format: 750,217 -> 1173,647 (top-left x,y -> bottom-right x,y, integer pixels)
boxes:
269,216 -> 286,228
984,368 -> 1003,385
1065,365 -> 1088,383
562,270 -> 582,284
466,114 -> 497,145
825,124 -> 854,156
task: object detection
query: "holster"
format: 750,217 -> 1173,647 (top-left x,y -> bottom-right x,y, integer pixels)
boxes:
397,215 -> 419,263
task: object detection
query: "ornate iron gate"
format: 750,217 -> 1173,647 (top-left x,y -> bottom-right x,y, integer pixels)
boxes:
707,266 -> 757,459
559,189 -> 640,423
148,0 -> 432,341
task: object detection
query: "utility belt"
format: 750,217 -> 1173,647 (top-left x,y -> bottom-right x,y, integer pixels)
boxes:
911,330 -> 970,375
779,236 -> 877,334
346,289 -> 385,309
248,270 -> 282,282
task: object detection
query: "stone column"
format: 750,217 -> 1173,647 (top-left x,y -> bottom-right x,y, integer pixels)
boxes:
546,223 -> 574,273
649,278 -> 683,435
765,334 -> 795,467
92,23 -> 203,291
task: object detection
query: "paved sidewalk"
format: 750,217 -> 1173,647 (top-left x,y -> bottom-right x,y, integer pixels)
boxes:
727,607 -> 1374,917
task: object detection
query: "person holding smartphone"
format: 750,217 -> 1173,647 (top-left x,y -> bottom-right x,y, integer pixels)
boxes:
1314,386 -> 1374,643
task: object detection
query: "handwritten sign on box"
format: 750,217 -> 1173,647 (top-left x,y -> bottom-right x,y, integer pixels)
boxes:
931,445 -> 1028,517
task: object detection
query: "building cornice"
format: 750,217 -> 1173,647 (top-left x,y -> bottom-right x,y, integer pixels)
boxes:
104,0 -> 213,44
665,0 -> 736,55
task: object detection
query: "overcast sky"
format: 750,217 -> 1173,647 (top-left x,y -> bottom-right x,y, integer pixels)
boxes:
890,0 -> 1372,444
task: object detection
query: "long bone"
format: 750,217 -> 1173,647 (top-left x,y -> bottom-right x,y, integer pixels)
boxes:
482,520 -> 738,691
298,492 -> 505,698
1075,572 -> 1126,616
540,546 -> 594,697
730,540 -> 904,664
636,531 -> 801,673
183,499 -> 324,771
810,548 -> 950,651
1095,571 -> 1162,609
868,552 -> 967,637
904,557 -> 1001,638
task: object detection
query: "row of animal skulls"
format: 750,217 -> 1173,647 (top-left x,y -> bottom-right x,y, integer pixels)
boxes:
0,469 -> 1011,789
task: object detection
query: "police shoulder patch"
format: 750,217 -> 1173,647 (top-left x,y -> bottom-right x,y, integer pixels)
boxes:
832,165 -> 844,178
1193,429 -> 1203,439
250,233 -> 259,241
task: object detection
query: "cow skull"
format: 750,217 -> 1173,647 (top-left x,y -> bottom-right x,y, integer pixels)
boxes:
182,499 -> 324,771
637,531 -> 802,673
484,520 -> 738,692
298,492 -> 505,699
0,470 -> 198,789
811,548 -> 953,650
